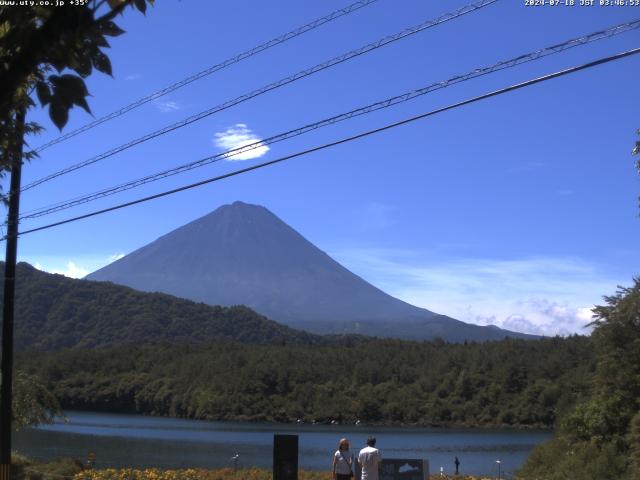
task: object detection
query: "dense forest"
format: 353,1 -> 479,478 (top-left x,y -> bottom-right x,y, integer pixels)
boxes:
7,263 -> 639,477
2,262 -> 321,350
18,335 -> 593,428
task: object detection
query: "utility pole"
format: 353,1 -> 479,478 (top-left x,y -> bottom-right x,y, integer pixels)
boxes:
0,105 -> 26,480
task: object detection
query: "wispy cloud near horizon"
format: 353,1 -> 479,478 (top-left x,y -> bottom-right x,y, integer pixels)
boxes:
213,123 -> 270,160
329,248 -> 627,336
34,261 -> 89,279
108,253 -> 125,263
27,252 -> 128,279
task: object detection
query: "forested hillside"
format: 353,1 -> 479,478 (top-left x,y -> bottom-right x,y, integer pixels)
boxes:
18,336 -> 594,428
1,262 -> 320,350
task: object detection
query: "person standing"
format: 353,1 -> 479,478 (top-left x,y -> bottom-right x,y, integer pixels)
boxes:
454,456 -> 460,475
332,438 -> 354,480
358,436 -> 382,480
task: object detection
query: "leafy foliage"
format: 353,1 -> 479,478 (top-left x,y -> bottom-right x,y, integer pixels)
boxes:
75,467 -> 332,480
635,129 -> 640,212
10,370 -> 63,430
0,0 -> 153,199
12,454 -> 90,480
17,335 -> 594,428
0,0 -> 152,129
518,279 -> 640,480
519,137 -> 640,479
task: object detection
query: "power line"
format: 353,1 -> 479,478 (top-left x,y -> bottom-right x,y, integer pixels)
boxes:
33,0 -> 381,153
21,0 -> 499,193
12,46 -> 640,240
19,19 -> 640,221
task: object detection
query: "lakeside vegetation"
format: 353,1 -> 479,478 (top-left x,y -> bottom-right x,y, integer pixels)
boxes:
517,279 -> 640,480
18,335 -> 593,428
10,456 -> 330,480
11,459 -> 487,480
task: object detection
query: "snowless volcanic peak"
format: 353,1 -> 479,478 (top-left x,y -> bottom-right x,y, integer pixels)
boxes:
87,201 -> 537,342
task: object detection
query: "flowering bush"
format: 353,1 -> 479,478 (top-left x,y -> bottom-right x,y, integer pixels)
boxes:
74,467 -> 333,480
73,467 -> 496,480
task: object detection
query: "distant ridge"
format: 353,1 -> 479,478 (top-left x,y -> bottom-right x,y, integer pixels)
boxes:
87,201 -> 538,342
2,262 -> 319,351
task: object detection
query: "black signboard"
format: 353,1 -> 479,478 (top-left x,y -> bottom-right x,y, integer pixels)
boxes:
273,434 -> 298,480
378,459 -> 428,480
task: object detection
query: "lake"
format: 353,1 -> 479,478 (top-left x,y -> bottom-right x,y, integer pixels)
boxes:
14,411 -> 551,477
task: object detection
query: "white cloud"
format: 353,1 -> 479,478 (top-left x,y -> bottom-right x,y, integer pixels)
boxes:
330,249 -> 625,336
108,253 -> 125,263
50,262 -> 90,279
126,73 -> 142,81
213,123 -> 270,161
155,100 -> 182,112
22,253 -> 129,279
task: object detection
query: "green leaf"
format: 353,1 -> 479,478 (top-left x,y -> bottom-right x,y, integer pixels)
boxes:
91,33 -> 111,48
69,51 -> 93,78
107,0 -> 127,8
47,74 -> 63,92
50,58 -> 66,73
35,82 -> 51,106
49,74 -> 92,116
134,0 -> 147,14
52,74 -> 89,97
60,74 -> 91,113
24,122 -> 44,135
91,49 -> 112,76
49,99 -> 69,130
100,20 -> 125,37
74,95 -> 92,115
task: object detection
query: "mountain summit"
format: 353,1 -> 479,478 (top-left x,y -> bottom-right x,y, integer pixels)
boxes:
87,201 -> 535,341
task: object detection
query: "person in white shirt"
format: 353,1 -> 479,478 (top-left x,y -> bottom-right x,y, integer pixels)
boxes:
332,438 -> 354,480
358,436 -> 382,480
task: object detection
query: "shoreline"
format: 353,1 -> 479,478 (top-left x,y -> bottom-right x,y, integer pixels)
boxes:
57,408 -> 555,431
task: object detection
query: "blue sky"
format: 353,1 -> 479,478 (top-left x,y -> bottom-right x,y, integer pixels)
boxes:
7,0 -> 640,336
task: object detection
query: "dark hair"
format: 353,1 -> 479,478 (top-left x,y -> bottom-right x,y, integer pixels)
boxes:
366,436 -> 376,447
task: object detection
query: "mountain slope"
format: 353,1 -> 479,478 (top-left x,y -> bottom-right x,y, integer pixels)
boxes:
2,262 -> 319,351
87,201 -> 537,341
87,202 -> 436,324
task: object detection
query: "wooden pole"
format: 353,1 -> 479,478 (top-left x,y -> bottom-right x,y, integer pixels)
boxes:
0,105 -> 26,479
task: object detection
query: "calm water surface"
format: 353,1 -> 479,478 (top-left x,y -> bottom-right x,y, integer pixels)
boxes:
14,411 -> 551,477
